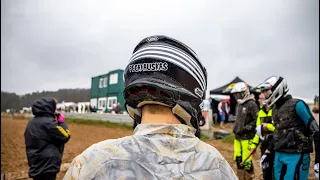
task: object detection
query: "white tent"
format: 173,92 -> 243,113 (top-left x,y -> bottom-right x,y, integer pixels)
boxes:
77,102 -> 90,113
57,102 -> 76,111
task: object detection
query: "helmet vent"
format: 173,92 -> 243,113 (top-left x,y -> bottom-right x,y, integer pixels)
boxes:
148,87 -> 157,94
160,91 -> 170,98
129,86 -> 165,96
130,88 -> 139,96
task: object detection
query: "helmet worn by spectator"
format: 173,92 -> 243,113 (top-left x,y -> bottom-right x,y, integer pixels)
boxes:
257,76 -> 289,108
230,82 -> 250,103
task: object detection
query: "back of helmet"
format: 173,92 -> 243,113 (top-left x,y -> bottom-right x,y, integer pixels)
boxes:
124,35 -> 208,134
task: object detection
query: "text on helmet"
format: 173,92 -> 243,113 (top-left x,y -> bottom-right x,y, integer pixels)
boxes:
129,62 -> 168,73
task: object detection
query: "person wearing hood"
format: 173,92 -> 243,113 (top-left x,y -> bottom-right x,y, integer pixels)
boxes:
24,97 -> 71,180
231,82 -> 260,180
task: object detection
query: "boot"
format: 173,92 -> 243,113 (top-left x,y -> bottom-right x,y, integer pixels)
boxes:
237,169 -> 255,180
237,169 -> 245,180
244,170 -> 255,180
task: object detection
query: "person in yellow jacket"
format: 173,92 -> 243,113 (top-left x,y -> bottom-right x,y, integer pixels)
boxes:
253,85 -> 275,180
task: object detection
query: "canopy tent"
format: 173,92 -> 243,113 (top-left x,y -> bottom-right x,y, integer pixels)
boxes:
209,76 -> 260,116
210,76 -> 256,95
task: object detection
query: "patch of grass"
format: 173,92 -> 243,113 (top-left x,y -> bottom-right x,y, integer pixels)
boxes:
200,135 -> 209,141
221,134 -> 235,144
65,118 -> 133,130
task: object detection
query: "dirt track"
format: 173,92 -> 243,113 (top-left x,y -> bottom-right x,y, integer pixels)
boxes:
1,116 -> 317,180
1,117 -> 132,180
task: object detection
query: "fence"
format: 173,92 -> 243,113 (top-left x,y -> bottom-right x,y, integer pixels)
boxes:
63,113 -> 133,125
23,112 -> 215,138
24,113 -> 134,125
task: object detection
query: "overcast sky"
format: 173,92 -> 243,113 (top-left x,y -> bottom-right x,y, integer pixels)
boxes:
1,0 -> 319,99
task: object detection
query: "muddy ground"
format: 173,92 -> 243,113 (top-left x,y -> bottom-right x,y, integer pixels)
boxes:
1,115 -> 318,180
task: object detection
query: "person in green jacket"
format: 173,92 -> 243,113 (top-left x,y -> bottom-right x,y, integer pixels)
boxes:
253,85 -> 275,180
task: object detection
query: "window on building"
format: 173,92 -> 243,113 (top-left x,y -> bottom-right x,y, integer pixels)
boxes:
98,100 -> 101,108
98,98 -> 107,109
103,77 -> 108,87
109,73 -> 118,85
90,98 -> 97,108
99,78 -> 104,88
107,97 -> 117,109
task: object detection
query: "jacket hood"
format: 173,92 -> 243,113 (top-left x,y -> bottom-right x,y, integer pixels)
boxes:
32,97 -> 56,117
237,94 -> 255,104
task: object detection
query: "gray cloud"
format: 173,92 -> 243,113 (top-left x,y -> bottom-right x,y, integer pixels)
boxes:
1,0 -> 319,99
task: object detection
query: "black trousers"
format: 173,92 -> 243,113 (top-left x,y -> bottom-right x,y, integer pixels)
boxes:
262,161 -> 274,180
33,173 -> 57,180
261,146 -> 275,180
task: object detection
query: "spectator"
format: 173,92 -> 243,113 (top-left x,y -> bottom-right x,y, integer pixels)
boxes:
115,103 -> 122,114
89,105 -> 94,113
253,91 -> 275,180
231,82 -> 259,179
258,76 -> 319,179
24,97 -> 71,180
210,98 -> 220,124
85,105 -> 88,113
80,105 -> 83,113
218,99 -> 229,128
92,106 -> 97,113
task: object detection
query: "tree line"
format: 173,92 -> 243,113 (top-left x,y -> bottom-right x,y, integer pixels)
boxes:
1,88 -> 90,112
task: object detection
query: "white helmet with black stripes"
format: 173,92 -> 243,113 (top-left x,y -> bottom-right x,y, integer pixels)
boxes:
257,76 -> 289,107
123,35 -> 207,135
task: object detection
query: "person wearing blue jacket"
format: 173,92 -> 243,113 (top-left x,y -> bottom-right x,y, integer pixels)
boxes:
24,97 -> 71,180
258,76 -> 319,180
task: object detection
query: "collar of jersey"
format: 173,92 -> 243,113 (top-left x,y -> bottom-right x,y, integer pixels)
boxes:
133,123 -> 196,138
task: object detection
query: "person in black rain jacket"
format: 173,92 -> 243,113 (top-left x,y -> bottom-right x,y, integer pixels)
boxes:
24,97 -> 71,180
